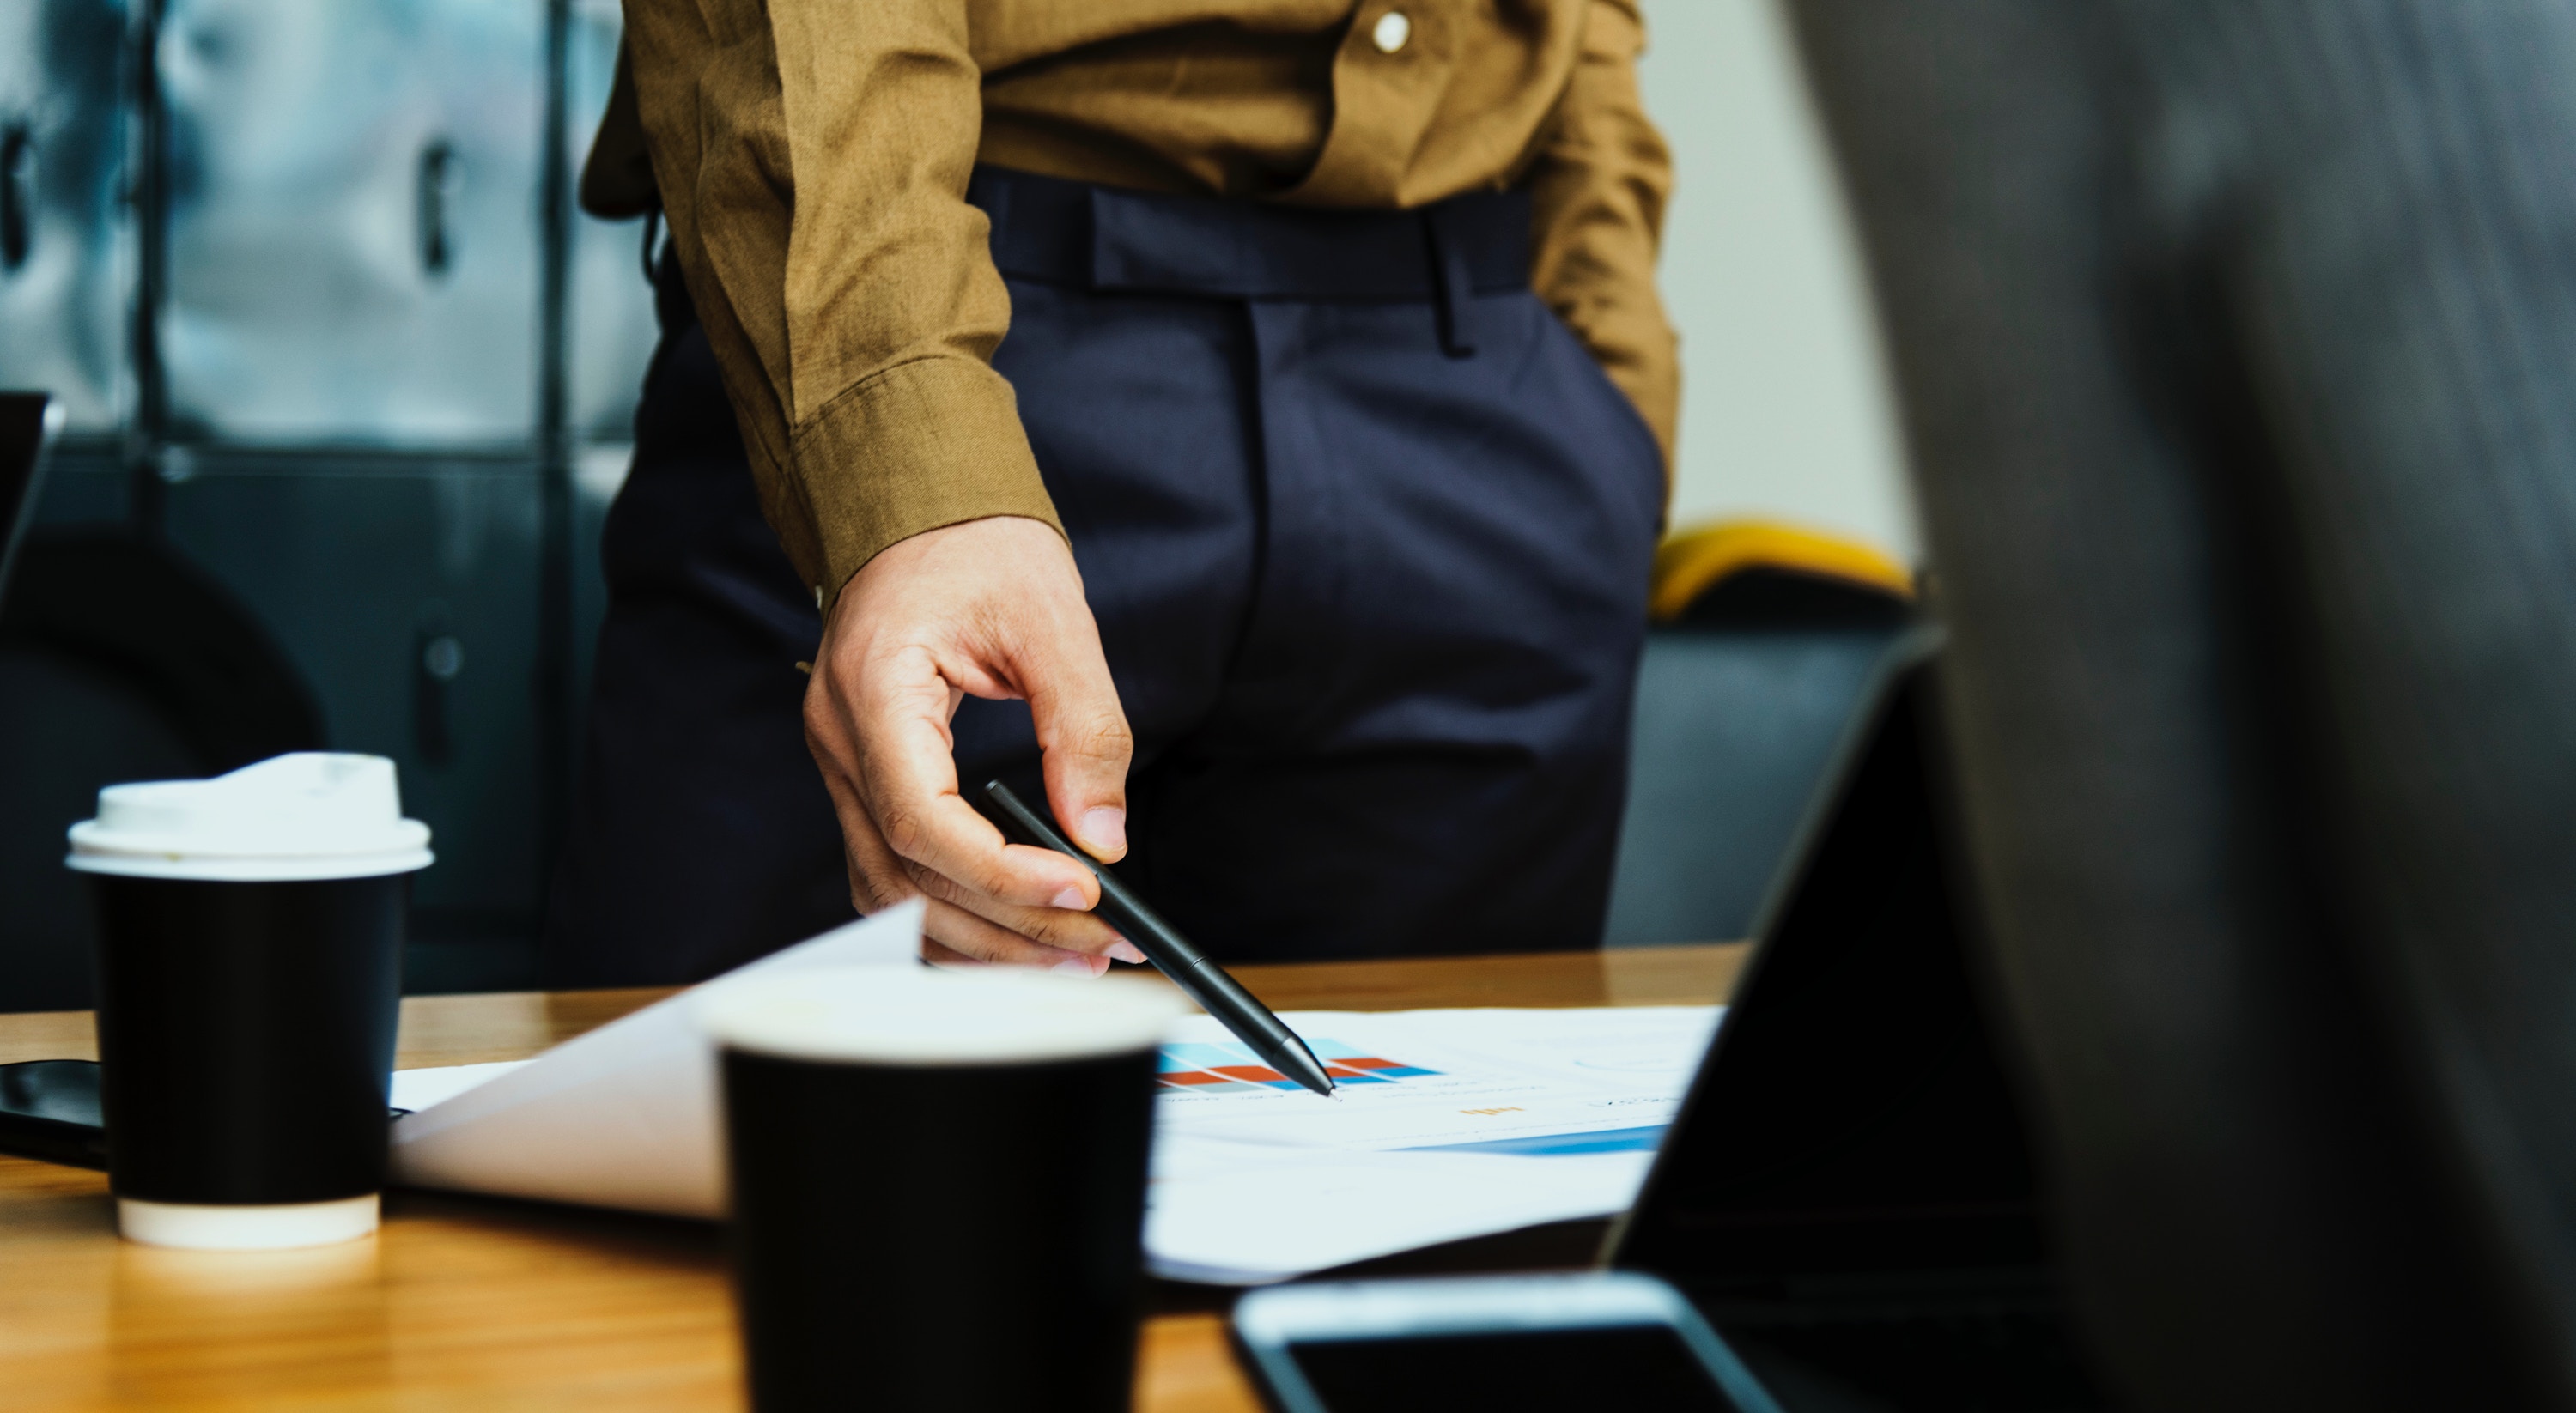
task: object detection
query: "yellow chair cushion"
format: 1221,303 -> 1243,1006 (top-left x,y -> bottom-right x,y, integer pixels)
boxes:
1650,519 -> 1914,623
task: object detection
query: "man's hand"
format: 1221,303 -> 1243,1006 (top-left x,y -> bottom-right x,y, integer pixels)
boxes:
805,516 -> 1146,973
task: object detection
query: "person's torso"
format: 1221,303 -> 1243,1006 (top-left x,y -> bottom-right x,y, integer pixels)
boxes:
584,0 -> 1598,218
970,0 -> 1593,207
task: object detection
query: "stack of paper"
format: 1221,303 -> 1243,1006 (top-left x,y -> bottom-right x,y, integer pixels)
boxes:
387,908 -> 1722,1284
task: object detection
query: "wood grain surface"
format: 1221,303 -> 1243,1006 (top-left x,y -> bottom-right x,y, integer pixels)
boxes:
0,943 -> 1746,1411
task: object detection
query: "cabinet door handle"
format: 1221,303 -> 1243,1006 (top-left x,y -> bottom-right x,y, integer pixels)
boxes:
416,138 -> 455,276
1,124 -> 32,274
414,618 -> 464,767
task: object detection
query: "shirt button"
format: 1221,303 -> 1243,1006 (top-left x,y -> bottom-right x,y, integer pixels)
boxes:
1371,10 -> 1411,54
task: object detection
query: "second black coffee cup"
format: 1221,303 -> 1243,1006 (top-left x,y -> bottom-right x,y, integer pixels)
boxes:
67,753 -> 432,1250
702,964 -> 1182,1413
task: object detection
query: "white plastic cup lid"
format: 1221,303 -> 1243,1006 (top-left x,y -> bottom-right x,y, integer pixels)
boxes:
700,965 -> 1183,1067
66,753 -> 434,882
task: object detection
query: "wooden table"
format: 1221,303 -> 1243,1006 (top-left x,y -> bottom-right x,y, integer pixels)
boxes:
0,944 -> 1746,1412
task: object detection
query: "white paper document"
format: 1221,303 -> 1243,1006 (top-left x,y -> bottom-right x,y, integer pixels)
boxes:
1144,1006 -> 1720,1282
388,910 -> 1721,1285
387,901 -> 922,1216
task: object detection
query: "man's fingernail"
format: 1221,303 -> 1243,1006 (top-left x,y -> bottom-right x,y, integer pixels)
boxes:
1078,807 -> 1127,854
1109,941 -> 1147,965
1050,955 -> 1105,979
1050,886 -> 1088,911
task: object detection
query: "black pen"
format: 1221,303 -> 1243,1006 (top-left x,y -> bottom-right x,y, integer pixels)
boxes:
982,781 -> 1336,1098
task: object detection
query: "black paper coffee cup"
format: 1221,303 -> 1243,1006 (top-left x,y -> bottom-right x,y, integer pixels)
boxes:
66,753 -> 432,1250
702,965 -> 1182,1413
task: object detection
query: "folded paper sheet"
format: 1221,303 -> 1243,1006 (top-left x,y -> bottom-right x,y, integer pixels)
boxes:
388,909 -> 1722,1283
388,902 -> 921,1216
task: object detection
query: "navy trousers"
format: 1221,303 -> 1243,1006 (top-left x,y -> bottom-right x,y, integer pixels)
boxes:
541,168 -> 1662,986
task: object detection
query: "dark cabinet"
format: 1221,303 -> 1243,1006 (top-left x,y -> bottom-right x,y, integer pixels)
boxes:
161,458 -> 548,962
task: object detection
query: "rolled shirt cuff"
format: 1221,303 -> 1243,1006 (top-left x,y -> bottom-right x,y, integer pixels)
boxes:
787,355 -> 1065,618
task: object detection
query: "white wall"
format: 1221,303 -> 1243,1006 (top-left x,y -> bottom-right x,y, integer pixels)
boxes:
1635,0 -> 1919,561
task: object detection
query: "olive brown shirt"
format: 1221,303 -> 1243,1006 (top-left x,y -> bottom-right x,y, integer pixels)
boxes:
587,1 -> 1676,612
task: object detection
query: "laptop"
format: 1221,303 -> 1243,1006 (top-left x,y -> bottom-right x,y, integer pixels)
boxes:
0,391 -> 57,616
1606,632 -> 2110,1412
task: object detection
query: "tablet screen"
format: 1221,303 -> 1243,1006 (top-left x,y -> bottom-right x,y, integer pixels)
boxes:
1285,1324 -> 1745,1413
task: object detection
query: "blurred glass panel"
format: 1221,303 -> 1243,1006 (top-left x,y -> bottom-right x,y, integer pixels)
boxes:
0,0 -> 132,433
160,0 -> 543,446
566,0 -> 655,442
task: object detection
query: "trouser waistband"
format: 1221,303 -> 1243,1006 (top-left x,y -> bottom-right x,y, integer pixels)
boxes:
967,165 -> 1528,355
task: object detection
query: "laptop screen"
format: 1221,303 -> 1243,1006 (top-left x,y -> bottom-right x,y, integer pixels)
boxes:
1610,637 -> 2050,1296
0,392 -> 58,613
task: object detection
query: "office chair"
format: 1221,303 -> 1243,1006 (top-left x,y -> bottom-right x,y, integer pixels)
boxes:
0,398 -> 324,1012
1605,521 -> 1912,946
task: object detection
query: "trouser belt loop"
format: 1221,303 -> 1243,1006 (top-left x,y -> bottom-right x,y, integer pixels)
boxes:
1424,203 -> 1479,359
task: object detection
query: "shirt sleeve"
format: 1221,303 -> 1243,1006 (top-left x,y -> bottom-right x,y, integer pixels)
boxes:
1525,0 -> 1681,481
620,0 -> 1062,613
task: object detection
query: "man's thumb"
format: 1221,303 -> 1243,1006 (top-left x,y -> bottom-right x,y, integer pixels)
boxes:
1030,670 -> 1133,863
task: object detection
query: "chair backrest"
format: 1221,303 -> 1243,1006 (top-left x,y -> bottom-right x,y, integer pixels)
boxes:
1603,626 -> 1901,945
0,402 -> 325,1012
1606,520 -> 1915,946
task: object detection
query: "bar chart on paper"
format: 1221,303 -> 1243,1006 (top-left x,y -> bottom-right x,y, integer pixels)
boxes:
1146,1006 -> 1727,1283
1158,1040 -> 1442,1094
1151,1007 -> 1722,1153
